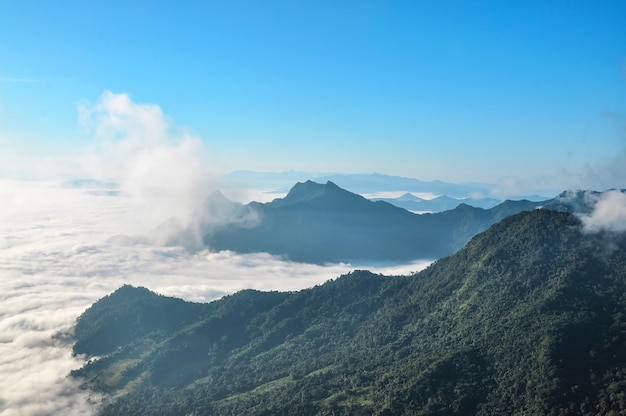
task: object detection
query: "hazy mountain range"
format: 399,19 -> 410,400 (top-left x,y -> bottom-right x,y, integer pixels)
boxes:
372,193 -> 502,213
71,206 -> 626,415
200,180 -> 547,264
312,173 -> 494,198
65,172 -> 550,212
220,171 -> 552,200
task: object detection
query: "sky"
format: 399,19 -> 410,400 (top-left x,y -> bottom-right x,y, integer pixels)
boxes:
1,1 -> 626,191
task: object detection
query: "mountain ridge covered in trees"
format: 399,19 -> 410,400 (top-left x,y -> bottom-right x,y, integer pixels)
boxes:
72,207 -> 626,415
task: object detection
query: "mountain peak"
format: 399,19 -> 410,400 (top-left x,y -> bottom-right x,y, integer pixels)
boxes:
397,192 -> 424,202
285,180 -> 326,199
276,180 -> 360,206
202,190 -> 244,214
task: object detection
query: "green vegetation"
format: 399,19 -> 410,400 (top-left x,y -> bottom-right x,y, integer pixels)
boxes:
72,209 -> 626,415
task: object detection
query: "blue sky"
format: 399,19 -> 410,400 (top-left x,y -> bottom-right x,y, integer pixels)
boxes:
1,1 -> 625,191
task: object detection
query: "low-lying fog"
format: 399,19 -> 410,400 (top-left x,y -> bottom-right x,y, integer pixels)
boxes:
0,180 -> 430,415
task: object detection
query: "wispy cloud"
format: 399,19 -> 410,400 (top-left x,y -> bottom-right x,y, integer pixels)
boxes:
0,77 -> 44,83
489,110 -> 626,199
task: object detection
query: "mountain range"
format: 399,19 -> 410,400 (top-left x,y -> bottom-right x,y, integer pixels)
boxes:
71,206 -> 626,415
200,180 -> 547,264
312,173 -> 495,198
221,171 -> 553,200
372,193 -> 502,213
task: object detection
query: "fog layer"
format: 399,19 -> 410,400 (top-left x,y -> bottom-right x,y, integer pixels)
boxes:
0,180 -> 429,415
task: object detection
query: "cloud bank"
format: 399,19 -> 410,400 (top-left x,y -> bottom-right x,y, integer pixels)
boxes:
0,180 -> 430,416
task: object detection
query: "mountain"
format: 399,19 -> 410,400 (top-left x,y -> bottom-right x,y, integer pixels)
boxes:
220,171 -> 498,198
223,170 -> 326,186
547,189 -> 626,214
373,193 -> 502,212
313,173 -> 494,198
201,180 -> 545,264
71,209 -> 626,415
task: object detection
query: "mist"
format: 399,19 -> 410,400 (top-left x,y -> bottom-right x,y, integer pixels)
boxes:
0,181 -> 429,415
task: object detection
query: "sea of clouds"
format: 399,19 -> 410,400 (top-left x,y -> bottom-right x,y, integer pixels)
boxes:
0,180 -> 431,415
0,92 -> 431,415
2,91 -> 624,415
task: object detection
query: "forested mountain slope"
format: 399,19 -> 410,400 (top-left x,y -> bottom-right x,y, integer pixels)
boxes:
73,209 -> 626,415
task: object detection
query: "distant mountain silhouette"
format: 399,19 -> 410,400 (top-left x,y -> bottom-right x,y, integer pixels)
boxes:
373,193 -> 502,212
313,173 -> 494,198
202,180 -> 545,264
220,171 -> 498,197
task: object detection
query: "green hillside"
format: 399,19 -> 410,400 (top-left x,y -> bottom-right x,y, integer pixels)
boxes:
72,209 -> 626,415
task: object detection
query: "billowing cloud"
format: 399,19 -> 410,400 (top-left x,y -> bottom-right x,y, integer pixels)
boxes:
580,189 -> 626,233
0,181 -> 430,415
78,91 -> 216,237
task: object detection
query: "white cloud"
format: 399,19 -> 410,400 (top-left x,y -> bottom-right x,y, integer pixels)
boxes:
79,91 -> 169,161
78,91 -> 216,233
580,189 -> 626,233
